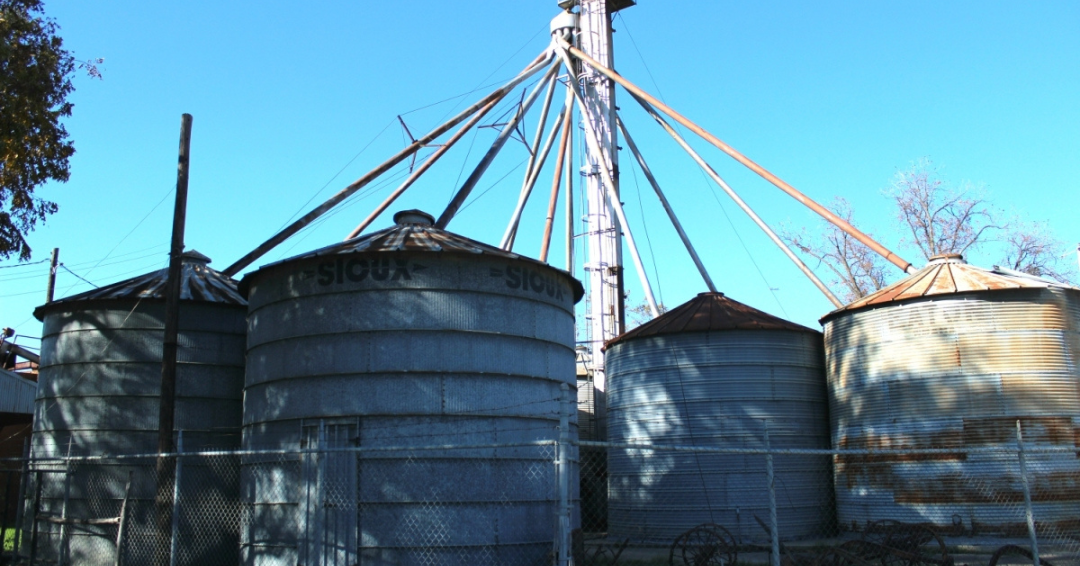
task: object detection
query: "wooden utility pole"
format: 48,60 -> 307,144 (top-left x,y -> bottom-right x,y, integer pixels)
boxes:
158,114 -> 192,455
154,113 -> 191,566
45,248 -> 59,303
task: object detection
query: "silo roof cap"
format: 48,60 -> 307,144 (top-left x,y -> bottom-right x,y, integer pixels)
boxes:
244,209 -> 584,302
392,209 -> 435,226
34,249 -> 245,320
820,256 -> 1080,323
606,291 -> 819,349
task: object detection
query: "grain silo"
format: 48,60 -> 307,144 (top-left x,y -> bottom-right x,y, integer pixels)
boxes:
238,210 -> 583,566
605,292 -> 832,542
822,254 -> 1080,534
31,250 -> 247,566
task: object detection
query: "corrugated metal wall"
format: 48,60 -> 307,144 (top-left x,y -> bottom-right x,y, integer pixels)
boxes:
32,301 -> 246,566
824,288 -> 1080,533
606,330 -> 832,542
0,368 -> 36,415
241,251 -> 579,566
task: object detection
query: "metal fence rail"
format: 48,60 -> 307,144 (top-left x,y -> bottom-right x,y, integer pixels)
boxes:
1,428 -> 1076,566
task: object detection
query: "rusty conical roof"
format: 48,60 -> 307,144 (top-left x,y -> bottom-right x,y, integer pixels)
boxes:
606,292 -> 818,349
820,254 -> 1080,322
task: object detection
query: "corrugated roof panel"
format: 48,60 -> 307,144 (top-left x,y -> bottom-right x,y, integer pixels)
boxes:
34,250 -> 245,320
245,209 -> 583,301
823,254 -> 1077,321
606,291 -> 819,348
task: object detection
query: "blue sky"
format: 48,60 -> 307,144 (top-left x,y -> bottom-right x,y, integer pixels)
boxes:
2,1 -> 1078,348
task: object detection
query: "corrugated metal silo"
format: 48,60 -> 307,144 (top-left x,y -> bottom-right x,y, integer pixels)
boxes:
31,250 -> 246,566
605,292 -> 832,542
239,210 -> 584,566
822,254 -> 1080,534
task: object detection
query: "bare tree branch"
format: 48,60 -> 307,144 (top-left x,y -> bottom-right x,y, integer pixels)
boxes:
889,159 -> 1002,260
781,198 -> 890,303
999,220 -> 1077,285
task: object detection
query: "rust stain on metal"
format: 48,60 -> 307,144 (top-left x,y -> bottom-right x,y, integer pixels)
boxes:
822,254 -> 1079,321
963,416 -> 1076,445
836,432 -> 966,490
890,471 -> 1080,504
837,417 -> 1080,492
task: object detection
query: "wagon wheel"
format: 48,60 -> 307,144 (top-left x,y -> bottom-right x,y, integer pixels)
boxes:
669,523 -> 737,566
837,540 -> 891,565
583,538 -> 631,566
987,544 -> 1056,566
862,522 -> 952,566
812,545 -> 879,566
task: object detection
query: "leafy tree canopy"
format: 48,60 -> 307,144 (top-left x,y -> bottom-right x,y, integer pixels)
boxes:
0,0 -> 74,260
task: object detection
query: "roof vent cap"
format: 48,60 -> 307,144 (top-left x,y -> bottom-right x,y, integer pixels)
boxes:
928,253 -> 965,265
180,250 -> 212,265
393,209 -> 435,226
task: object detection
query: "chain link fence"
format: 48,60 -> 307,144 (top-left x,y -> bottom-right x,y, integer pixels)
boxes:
2,441 -> 563,566
1,433 -> 1077,565
577,437 -> 1080,566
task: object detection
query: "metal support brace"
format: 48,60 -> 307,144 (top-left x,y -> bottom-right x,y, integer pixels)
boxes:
437,60 -> 562,229
628,92 -> 843,308
616,117 -> 717,293
556,45 -> 660,318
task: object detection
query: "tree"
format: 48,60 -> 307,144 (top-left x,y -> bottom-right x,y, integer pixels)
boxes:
889,158 -> 1002,261
999,220 -> 1077,284
785,158 -> 1076,304
781,197 -> 889,303
626,297 -> 668,329
0,0 -> 76,260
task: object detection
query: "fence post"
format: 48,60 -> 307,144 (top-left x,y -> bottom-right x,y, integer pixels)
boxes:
1,469 -> 11,558
58,438 -> 73,566
28,470 -> 42,566
170,430 -> 184,566
115,470 -> 133,566
557,383 -> 571,566
764,422 -> 780,566
1016,420 -> 1039,566
13,438 -> 29,560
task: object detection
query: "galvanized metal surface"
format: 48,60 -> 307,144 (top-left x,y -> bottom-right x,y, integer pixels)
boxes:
606,324 -> 831,543
240,215 -> 582,566
33,251 -> 245,322
824,278 -> 1080,533
31,295 -> 246,566
0,368 -> 36,414
577,378 -> 598,441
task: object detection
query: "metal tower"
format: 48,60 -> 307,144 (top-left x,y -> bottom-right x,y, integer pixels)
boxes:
574,0 -> 634,439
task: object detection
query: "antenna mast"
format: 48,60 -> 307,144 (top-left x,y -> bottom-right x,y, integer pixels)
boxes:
569,0 -> 634,439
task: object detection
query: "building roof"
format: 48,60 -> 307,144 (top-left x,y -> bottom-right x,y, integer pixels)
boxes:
606,291 -> 819,349
821,253 -> 1080,322
34,250 -> 245,320
243,209 -> 585,301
